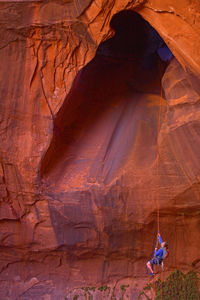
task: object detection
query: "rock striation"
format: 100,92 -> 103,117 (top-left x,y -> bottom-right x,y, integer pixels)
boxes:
0,0 -> 200,299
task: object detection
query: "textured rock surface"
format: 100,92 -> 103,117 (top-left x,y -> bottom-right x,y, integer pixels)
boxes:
0,0 -> 200,299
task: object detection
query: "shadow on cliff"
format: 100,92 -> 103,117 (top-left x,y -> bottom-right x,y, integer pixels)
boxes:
41,10 -> 172,183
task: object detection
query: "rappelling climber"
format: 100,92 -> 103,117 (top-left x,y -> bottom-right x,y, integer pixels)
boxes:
146,233 -> 169,275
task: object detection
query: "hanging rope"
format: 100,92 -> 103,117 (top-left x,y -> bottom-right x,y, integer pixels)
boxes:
153,87 -> 163,300
156,87 -> 163,234
161,266 -> 163,299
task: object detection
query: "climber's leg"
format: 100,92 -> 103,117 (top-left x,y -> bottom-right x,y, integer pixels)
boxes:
146,260 -> 154,275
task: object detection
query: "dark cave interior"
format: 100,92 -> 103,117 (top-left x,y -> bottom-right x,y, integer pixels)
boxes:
41,10 -> 173,180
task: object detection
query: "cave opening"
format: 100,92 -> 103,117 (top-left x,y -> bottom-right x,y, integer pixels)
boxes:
41,10 -> 173,185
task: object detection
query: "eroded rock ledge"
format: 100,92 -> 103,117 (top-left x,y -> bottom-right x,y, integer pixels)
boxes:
0,0 -> 200,299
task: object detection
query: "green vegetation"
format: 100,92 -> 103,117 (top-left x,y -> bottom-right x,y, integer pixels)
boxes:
120,284 -> 129,291
81,286 -> 96,292
66,271 -> 199,300
144,283 -> 152,291
138,269 -> 200,300
81,286 -> 95,300
156,269 -> 199,299
70,285 -> 111,300
98,285 -> 110,292
120,284 -> 130,300
138,289 -> 151,300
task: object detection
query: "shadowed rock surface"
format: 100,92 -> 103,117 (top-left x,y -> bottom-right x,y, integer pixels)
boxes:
0,1 -> 200,299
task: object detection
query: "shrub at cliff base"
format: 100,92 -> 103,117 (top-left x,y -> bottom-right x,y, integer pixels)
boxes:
140,269 -> 200,300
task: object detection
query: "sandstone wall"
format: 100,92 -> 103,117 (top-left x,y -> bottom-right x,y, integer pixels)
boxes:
0,1 -> 200,299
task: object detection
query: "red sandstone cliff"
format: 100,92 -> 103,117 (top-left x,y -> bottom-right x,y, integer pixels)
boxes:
0,1 -> 200,299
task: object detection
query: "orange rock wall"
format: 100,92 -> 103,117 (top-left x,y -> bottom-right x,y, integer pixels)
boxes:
0,1 -> 200,299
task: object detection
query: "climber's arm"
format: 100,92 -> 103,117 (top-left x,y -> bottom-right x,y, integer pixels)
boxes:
154,248 -> 163,257
158,233 -> 163,245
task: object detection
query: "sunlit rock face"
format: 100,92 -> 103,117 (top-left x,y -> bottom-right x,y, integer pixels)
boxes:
0,1 -> 200,299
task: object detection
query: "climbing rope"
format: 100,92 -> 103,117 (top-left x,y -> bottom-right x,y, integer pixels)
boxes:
153,87 -> 163,300
156,88 -> 162,234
